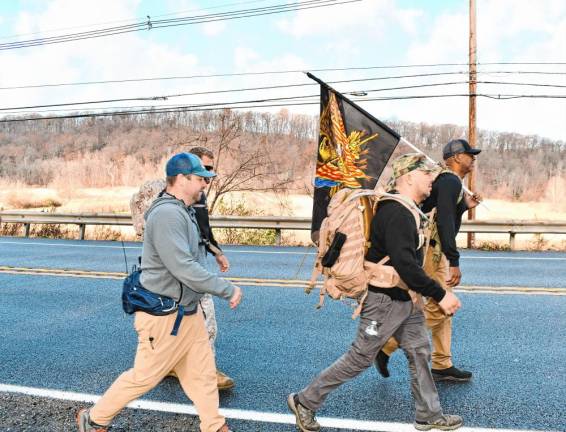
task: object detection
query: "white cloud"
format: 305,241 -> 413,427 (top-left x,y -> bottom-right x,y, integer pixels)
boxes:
393,8 -> 423,36
277,0 -> 395,39
234,46 -> 261,70
323,40 -> 361,60
1,0 -> 563,142
202,21 -> 226,36
401,1 -> 566,140
161,0 -> 228,37
406,11 -> 468,64
225,47 -> 315,116
0,0 -> 215,116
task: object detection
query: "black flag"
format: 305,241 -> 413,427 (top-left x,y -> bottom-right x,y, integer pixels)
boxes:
308,73 -> 401,240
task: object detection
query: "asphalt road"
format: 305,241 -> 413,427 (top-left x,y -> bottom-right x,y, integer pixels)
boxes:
0,237 -> 565,288
0,237 -> 565,432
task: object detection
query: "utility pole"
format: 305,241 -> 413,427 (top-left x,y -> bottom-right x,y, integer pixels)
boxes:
467,0 -> 477,248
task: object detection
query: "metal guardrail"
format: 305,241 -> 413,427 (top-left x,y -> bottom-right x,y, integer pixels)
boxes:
1,210 -> 565,249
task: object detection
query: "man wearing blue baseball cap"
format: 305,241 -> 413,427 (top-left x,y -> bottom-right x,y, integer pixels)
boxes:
130,147 -> 236,391
77,152 -> 240,432
377,139 -> 482,383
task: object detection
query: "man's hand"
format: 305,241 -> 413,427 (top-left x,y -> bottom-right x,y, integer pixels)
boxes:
215,254 -> 230,272
229,286 -> 242,309
464,192 -> 482,209
446,266 -> 462,287
438,291 -> 461,316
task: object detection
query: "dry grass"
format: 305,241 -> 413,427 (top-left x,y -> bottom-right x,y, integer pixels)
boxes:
0,223 -> 23,237
87,226 -> 136,241
475,241 -> 511,251
1,185 -> 565,249
3,190 -> 62,210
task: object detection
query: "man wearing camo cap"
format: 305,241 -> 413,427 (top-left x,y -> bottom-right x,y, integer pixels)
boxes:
377,139 -> 482,383
130,146 -> 234,391
288,153 -> 463,432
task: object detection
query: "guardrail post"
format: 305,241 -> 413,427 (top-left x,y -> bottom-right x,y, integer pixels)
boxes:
275,228 -> 281,246
79,224 -> 86,240
509,232 -> 516,251
24,223 -> 31,237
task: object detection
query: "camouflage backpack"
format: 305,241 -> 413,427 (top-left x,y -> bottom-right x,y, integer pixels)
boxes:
130,179 -> 166,238
306,188 -> 428,319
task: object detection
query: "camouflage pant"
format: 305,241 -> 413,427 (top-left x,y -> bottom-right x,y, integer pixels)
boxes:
200,293 -> 217,356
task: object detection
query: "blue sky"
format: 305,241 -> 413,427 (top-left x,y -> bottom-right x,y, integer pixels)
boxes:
0,0 -> 564,140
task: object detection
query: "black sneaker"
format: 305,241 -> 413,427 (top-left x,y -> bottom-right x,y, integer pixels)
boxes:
431,366 -> 472,382
374,350 -> 391,378
287,393 -> 320,432
414,414 -> 463,430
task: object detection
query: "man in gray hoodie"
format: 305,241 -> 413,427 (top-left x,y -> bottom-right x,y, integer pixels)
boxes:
77,152 -> 242,432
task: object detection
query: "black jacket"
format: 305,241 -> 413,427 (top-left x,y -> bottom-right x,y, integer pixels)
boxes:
193,192 -> 222,256
421,172 -> 468,267
366,200 -> 446,302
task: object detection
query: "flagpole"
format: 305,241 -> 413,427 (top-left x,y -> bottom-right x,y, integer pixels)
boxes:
399,137 -> 489,210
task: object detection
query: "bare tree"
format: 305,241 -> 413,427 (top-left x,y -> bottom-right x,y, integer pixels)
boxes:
206,110 -> 294,213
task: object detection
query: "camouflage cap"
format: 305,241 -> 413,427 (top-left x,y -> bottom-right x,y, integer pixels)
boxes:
387,153 -> 435,191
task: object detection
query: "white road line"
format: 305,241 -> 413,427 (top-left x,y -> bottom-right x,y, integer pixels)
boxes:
0,240 -> 142,249
0,384 -> 552,432
460,256 -> 566,261
0,240 -> 565,260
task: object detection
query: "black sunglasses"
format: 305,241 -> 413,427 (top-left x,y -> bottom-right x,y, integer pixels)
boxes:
204,165 -> 214,171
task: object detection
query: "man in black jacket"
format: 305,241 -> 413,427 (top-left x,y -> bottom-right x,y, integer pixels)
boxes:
377,139 -> 482,382
288,154 -> 463,432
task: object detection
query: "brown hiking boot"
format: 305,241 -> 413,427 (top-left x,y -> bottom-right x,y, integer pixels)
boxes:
76,408 -> 109,432
375,350 -> 391,378
287,393 -> 320,432
217,424 -> 234,432
414,414 -> 463,431
217,370 -> 235,390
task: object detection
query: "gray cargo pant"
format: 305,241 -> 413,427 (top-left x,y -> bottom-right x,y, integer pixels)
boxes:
298,290 -> 443,423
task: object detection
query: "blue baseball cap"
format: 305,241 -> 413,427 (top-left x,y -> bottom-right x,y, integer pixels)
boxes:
165,153 -> 216,178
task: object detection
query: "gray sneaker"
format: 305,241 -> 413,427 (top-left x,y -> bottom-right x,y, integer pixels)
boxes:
76,408 -> 110,432
287,393 -> 320,432
414,414 -> 463,431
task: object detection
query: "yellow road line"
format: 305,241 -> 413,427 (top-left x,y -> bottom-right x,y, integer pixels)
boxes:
0,266 -> 564,295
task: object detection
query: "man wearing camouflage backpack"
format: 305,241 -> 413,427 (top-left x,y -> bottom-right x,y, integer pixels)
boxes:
288,153 -> 464,432
376,139 -> 482,382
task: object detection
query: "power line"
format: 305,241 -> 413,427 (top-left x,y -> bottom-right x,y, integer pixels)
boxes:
0,0 -> 272,41
2,77 -> 565,112
1,92 -> 564,123
0,0 -> 359,51
4,79 -> 563,115
1,68 -> 564,91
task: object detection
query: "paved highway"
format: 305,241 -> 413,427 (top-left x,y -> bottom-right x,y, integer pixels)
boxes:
0,237 -> 565,431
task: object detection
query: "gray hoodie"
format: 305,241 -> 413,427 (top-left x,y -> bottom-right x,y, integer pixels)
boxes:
140,193 -> 235,313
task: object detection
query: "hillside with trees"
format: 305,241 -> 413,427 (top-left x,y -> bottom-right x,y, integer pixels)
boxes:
0,109 -> 564,210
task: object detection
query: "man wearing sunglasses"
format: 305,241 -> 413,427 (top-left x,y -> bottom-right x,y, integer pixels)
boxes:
130,146 -> 234,390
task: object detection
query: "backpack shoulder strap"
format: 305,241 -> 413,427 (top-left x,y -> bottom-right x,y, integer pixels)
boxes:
377,193 -> 426,230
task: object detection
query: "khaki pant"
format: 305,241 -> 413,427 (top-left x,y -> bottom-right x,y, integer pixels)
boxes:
90,310 -> 225,432
382,248 -> 453,370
